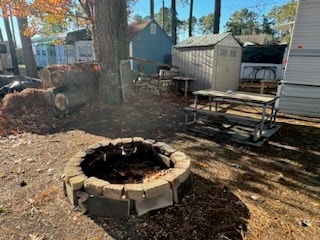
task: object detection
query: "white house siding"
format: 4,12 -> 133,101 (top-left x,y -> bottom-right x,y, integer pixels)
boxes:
278,84 -> 320,117
278,0 -> 320,117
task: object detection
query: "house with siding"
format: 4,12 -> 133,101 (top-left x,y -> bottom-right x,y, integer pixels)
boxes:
277,0 -> 320,117
43,19 -> 173,74
128,19 -> 173,74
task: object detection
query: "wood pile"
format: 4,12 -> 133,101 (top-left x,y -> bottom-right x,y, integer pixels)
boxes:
39,63 -> 99,115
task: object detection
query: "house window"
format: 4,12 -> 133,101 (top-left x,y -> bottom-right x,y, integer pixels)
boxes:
36,50 -> 40,56
230,50 -> 237,57
79,46 -> 92,57
220,49 -> 227,57
150,23 -> 157,35
42,50 -> 47,56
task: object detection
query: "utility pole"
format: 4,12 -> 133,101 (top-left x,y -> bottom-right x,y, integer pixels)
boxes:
162,0 -> 165,28
150,0 -> 154,19
171,0 -> 177,44
213,0 -> 221,34
188,0 -> 194,37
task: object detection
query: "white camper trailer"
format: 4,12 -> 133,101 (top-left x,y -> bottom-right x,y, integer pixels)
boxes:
277,0 -> 320,117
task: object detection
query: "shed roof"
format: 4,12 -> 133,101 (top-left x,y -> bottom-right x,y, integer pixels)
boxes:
66,29 -> 92,44
235,34 -> 271,45
66,20 -> 154,44
128,20 -> 152,40
175,32 -> 232,48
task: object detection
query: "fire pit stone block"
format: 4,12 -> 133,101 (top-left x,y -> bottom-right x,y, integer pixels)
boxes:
160,144 -> 177,156
84,177 -> 110,196
68,174 -> 88,191
103,184 -> 125,200
64,166 -> 83,182
124,183 -> 145,200
143,179 -> 170,198
160,172 -> 181,188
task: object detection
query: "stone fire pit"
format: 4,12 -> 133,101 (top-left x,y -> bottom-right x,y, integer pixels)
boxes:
63,137 -> 192,219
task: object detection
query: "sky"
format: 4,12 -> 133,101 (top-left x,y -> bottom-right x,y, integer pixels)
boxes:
131,0 -> 291,34
1,0 -> 292,47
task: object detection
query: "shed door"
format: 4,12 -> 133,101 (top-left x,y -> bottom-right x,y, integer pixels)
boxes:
215,46 -> 241,91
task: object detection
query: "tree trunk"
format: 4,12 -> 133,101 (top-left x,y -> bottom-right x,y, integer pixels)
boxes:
53,87 -> 94,115
17,17 -> 38,78
93,0 -> 128,105
188,0 -> 194,37
3,17 -> 19,75
213,0 -> 221,34
150,0 -> 154,19
171,0 -> 177,44
0,27 -> 4,42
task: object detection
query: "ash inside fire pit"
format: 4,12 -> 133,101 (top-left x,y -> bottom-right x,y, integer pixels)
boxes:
64,137 -> 192,218
81,143 -> 172,184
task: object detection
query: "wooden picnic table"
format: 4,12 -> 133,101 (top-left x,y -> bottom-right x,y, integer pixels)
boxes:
173,76 -> 196,97
185,89 -> 279,144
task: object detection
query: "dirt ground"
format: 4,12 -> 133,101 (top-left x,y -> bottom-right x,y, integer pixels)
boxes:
0,91 -> 319,240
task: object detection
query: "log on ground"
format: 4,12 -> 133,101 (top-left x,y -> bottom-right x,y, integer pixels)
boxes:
39,63 -> 99,89
53,87 -> 95,115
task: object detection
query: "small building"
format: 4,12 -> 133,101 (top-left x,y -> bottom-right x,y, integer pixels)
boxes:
173,33 -> 242,92
32,33 -> 76,67
128,19 -> 173,74
65,29 -> 95,63
277,0 -> 320,117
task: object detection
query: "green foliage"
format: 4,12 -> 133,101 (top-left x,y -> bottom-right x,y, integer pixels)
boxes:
155,7 -> 172,34
155,7 -> 184,36
261,15 -> 274,35
132,14 -> 149,23
198,13 -> 214,35
226,8 -> 259,35
268,0 -> 297,24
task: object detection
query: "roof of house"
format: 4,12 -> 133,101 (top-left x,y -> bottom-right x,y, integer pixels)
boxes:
65,29 -> 92,44
235,34 -> 272,45
32,33 -> 67,45
175,32 -> 232,48
66,20 -> 156,44
128,20 -> 152,40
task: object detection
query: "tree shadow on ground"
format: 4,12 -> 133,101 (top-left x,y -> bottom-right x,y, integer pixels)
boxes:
91,174 -> 250,240
181,122 -> 320,213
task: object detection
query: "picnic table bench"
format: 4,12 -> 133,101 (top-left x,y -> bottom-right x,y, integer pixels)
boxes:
185,89 -> 280,145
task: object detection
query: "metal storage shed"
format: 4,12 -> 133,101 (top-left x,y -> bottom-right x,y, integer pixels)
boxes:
173,32 -> 242,92
277,0 -> 320,117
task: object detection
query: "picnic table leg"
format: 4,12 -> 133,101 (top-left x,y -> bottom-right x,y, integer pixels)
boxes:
260,82 -> 265,94
184,80 -> 189,97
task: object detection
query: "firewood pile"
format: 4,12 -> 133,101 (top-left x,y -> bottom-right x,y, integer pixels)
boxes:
39,63 -> 99,115
0,63 -> 99,136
